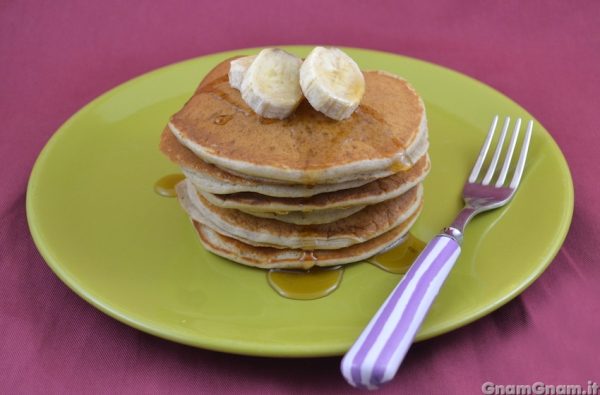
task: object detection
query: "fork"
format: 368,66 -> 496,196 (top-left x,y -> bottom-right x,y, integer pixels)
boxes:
340,115 -> 533,390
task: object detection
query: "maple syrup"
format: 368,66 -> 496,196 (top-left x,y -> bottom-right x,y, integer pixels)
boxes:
267,265 -> 344,300
214,114 -> 233,125
368,234 -> 425,274
154,174 -> 185,197
389,161 -> 410,173
259,117 -> 277,125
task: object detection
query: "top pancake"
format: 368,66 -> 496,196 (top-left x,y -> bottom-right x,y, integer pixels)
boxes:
168,57 -> 428,184
160,127 -> 375,197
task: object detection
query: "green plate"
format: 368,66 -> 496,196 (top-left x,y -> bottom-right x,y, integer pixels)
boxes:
26,47 -> 573,357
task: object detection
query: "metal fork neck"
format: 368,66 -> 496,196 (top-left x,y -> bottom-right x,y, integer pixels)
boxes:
441,206 -> 477,245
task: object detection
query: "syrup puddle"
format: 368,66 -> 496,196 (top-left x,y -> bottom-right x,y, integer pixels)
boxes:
367,233 -> 426,274
154,174 -> 185,197
267,266 -> 344,300
267,234 -> 425,300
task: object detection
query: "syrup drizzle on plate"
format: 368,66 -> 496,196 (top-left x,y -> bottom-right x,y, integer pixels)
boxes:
267,235 -> 425,300
367,233 -> 426,274
267,265 -> 344,300
154,174 -> 185,197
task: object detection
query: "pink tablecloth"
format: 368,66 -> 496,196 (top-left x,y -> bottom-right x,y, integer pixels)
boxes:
2,1 -> 599,393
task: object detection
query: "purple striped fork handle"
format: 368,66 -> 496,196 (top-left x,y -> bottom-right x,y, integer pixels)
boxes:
340,235 -> 461,390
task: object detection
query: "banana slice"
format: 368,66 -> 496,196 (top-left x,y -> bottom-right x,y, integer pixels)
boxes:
228,55 -> 256,90
240,48 -> 303,119
300,47 -> 365,120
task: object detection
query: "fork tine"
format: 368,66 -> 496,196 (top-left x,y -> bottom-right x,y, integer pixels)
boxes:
482,117 -> 510,185
509,120 -> 533,189
495,118 -> 521,187
468,115 -> 499,183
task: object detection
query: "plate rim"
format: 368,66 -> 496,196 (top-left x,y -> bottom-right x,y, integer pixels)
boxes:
26,46 -> 574,357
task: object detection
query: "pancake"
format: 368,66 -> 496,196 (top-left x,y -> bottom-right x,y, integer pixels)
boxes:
241,205 -> 365,225
176,179 -> 423,250
160,128 -> 375,197
191,204 -> 421,269
201,154 -> 430,213
168,57 -> 428,184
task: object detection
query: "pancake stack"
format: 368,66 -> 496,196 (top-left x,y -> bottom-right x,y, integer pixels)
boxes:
160,55 -> 430,269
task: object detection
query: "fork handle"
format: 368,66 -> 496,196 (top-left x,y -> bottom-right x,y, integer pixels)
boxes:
340,235 -> 461,390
